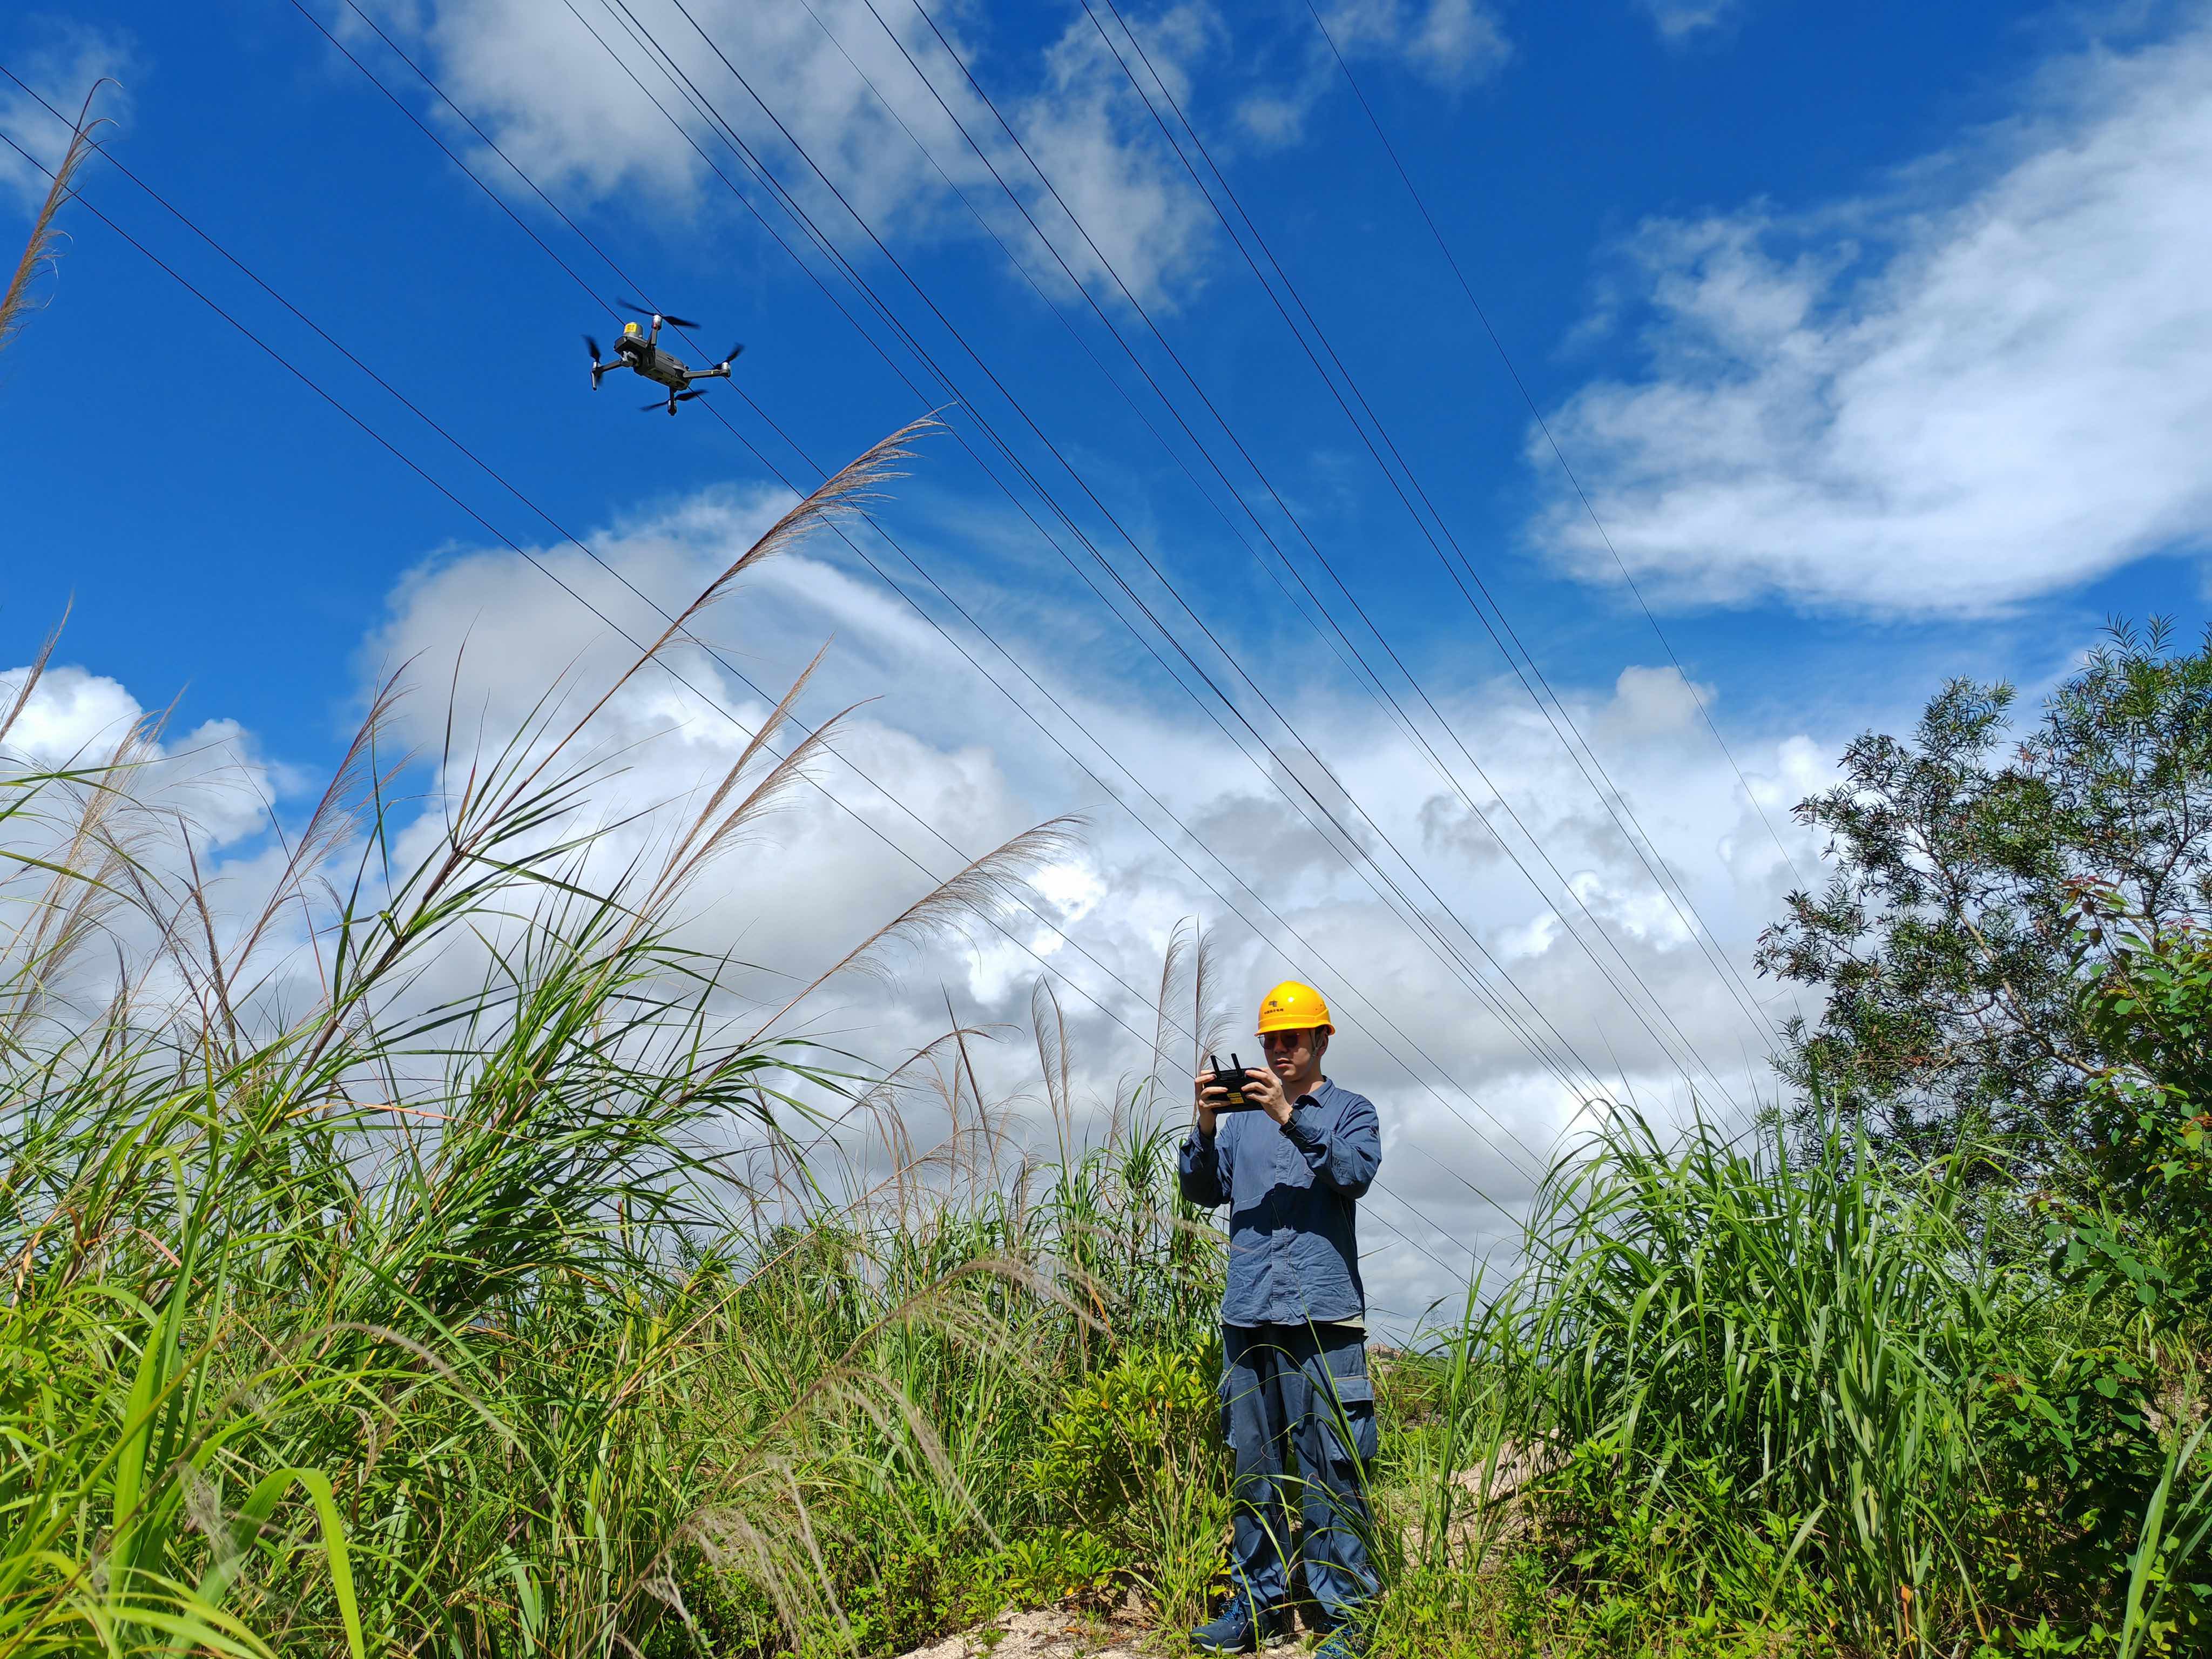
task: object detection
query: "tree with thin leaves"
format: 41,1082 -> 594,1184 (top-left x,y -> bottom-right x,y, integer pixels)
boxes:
1758,618 -> 2212,1173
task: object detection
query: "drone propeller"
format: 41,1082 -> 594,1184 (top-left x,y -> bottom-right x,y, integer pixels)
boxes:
677,388 -> 707,401
616,299 -> 700,328
584,333 -> 602,362
717,342 -> 745,368
640,390 -> 710,412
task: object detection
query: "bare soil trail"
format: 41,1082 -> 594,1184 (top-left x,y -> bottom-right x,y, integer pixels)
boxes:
893,1602 -> 1311,1658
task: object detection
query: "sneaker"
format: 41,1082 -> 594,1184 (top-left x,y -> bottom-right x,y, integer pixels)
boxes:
1312,1622 -> 1366,1658
1187,1595 -> 1287,1653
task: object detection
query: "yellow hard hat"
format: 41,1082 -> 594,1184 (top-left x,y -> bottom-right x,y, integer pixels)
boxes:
1257,980 -> 1333,1035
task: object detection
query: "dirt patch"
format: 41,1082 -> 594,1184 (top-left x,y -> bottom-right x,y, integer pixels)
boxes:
891,1599 -> 1309,1658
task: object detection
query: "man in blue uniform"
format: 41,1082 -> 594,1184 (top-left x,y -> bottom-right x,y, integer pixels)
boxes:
1179,981 -> 1382,1656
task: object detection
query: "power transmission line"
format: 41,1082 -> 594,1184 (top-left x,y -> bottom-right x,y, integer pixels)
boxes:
1079,0 -> 1783,1055
778,0 -> 1636,1104
585,0 -> 1748,1114
284,0 -> 1569,1185
825,0 -> 1755,1096
0,90 -> 1510,1279
1303,0 -> 1810,909
610,0 -> 1640,1107
532,0 -> 1638,1122
811,0 -> 1756,1102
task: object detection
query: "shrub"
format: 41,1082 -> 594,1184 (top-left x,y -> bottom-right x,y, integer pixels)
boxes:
1023,1343 -> 1231,1626
1031,1344 -> 1220,1527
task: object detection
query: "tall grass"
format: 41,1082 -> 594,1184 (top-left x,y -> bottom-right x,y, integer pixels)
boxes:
0,418 -> 1232,1658
1379,1107 -> 2205,1657
1504,1114 -> 2017,1642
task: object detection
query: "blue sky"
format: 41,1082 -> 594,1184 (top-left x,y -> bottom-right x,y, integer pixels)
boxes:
6,0 -> 2210,1318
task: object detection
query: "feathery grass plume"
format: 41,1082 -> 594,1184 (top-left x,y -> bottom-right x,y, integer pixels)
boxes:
683,413 -> 931,615
0,604 -> 66,747
1138,918 -> 1231,1135
745,816 -> 1085,1042
580,413 -> 938,739
0,82 -> 112,358
301,416 -> 942,1062
1033,974 -> 1074,1163
937,988 -> 982,1120
938,988 -> 1016,1202
633,644 -> 831,929
1189,917 -> 1231,1075
669,815 -> 1083,1145
1147,916 -> 1193,1110
0,672 -> 169,1048
224,669 -> 408,997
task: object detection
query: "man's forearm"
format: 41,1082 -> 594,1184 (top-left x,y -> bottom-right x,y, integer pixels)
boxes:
1283,1099 -> 1379,1196
1177,1127 -> 1229,1206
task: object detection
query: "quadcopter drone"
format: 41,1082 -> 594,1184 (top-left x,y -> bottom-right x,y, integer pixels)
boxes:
586,301 -> 744,416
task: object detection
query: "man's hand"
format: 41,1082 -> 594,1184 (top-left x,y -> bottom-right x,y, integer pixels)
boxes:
1193,1069 -> 1225,1137
1241,1064 -> 1294,1127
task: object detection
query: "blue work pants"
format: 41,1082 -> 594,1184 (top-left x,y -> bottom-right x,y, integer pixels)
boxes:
1219,1321 -> 1378,1625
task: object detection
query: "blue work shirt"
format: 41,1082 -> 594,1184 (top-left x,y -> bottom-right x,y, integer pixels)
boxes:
1177,1078 -> 1381,1327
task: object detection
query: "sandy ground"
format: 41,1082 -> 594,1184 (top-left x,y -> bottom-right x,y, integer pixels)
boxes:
892,1600 -> 1311,1658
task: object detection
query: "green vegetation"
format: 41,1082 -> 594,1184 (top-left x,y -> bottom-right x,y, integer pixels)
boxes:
3,373 -> 2208,1659
1368,623 -> 2212,1658
1759,619 -> 2212,1171
1375,1110 -> 2207,1656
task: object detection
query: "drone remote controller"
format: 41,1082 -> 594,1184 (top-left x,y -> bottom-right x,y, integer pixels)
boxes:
1206,1053 -> 1258,1111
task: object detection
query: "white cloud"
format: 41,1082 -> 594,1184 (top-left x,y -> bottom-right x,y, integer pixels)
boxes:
1532,17 -> 2212,617
1405,0 -> 1509,78
0,656 -> 314,1036
1008,6 -> 1223,309
8,481 -> 1840,1333
1235,0 -> 1509,149
0,663 -> 280,849
338,0 -> 1234,306
0,22 -> 137,214
1314,0 -> 1509,87
1,662 -> 149,765
349,486 -> 1838,1324
1635,0 -> 1744,42
341,0 -> 1502,307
